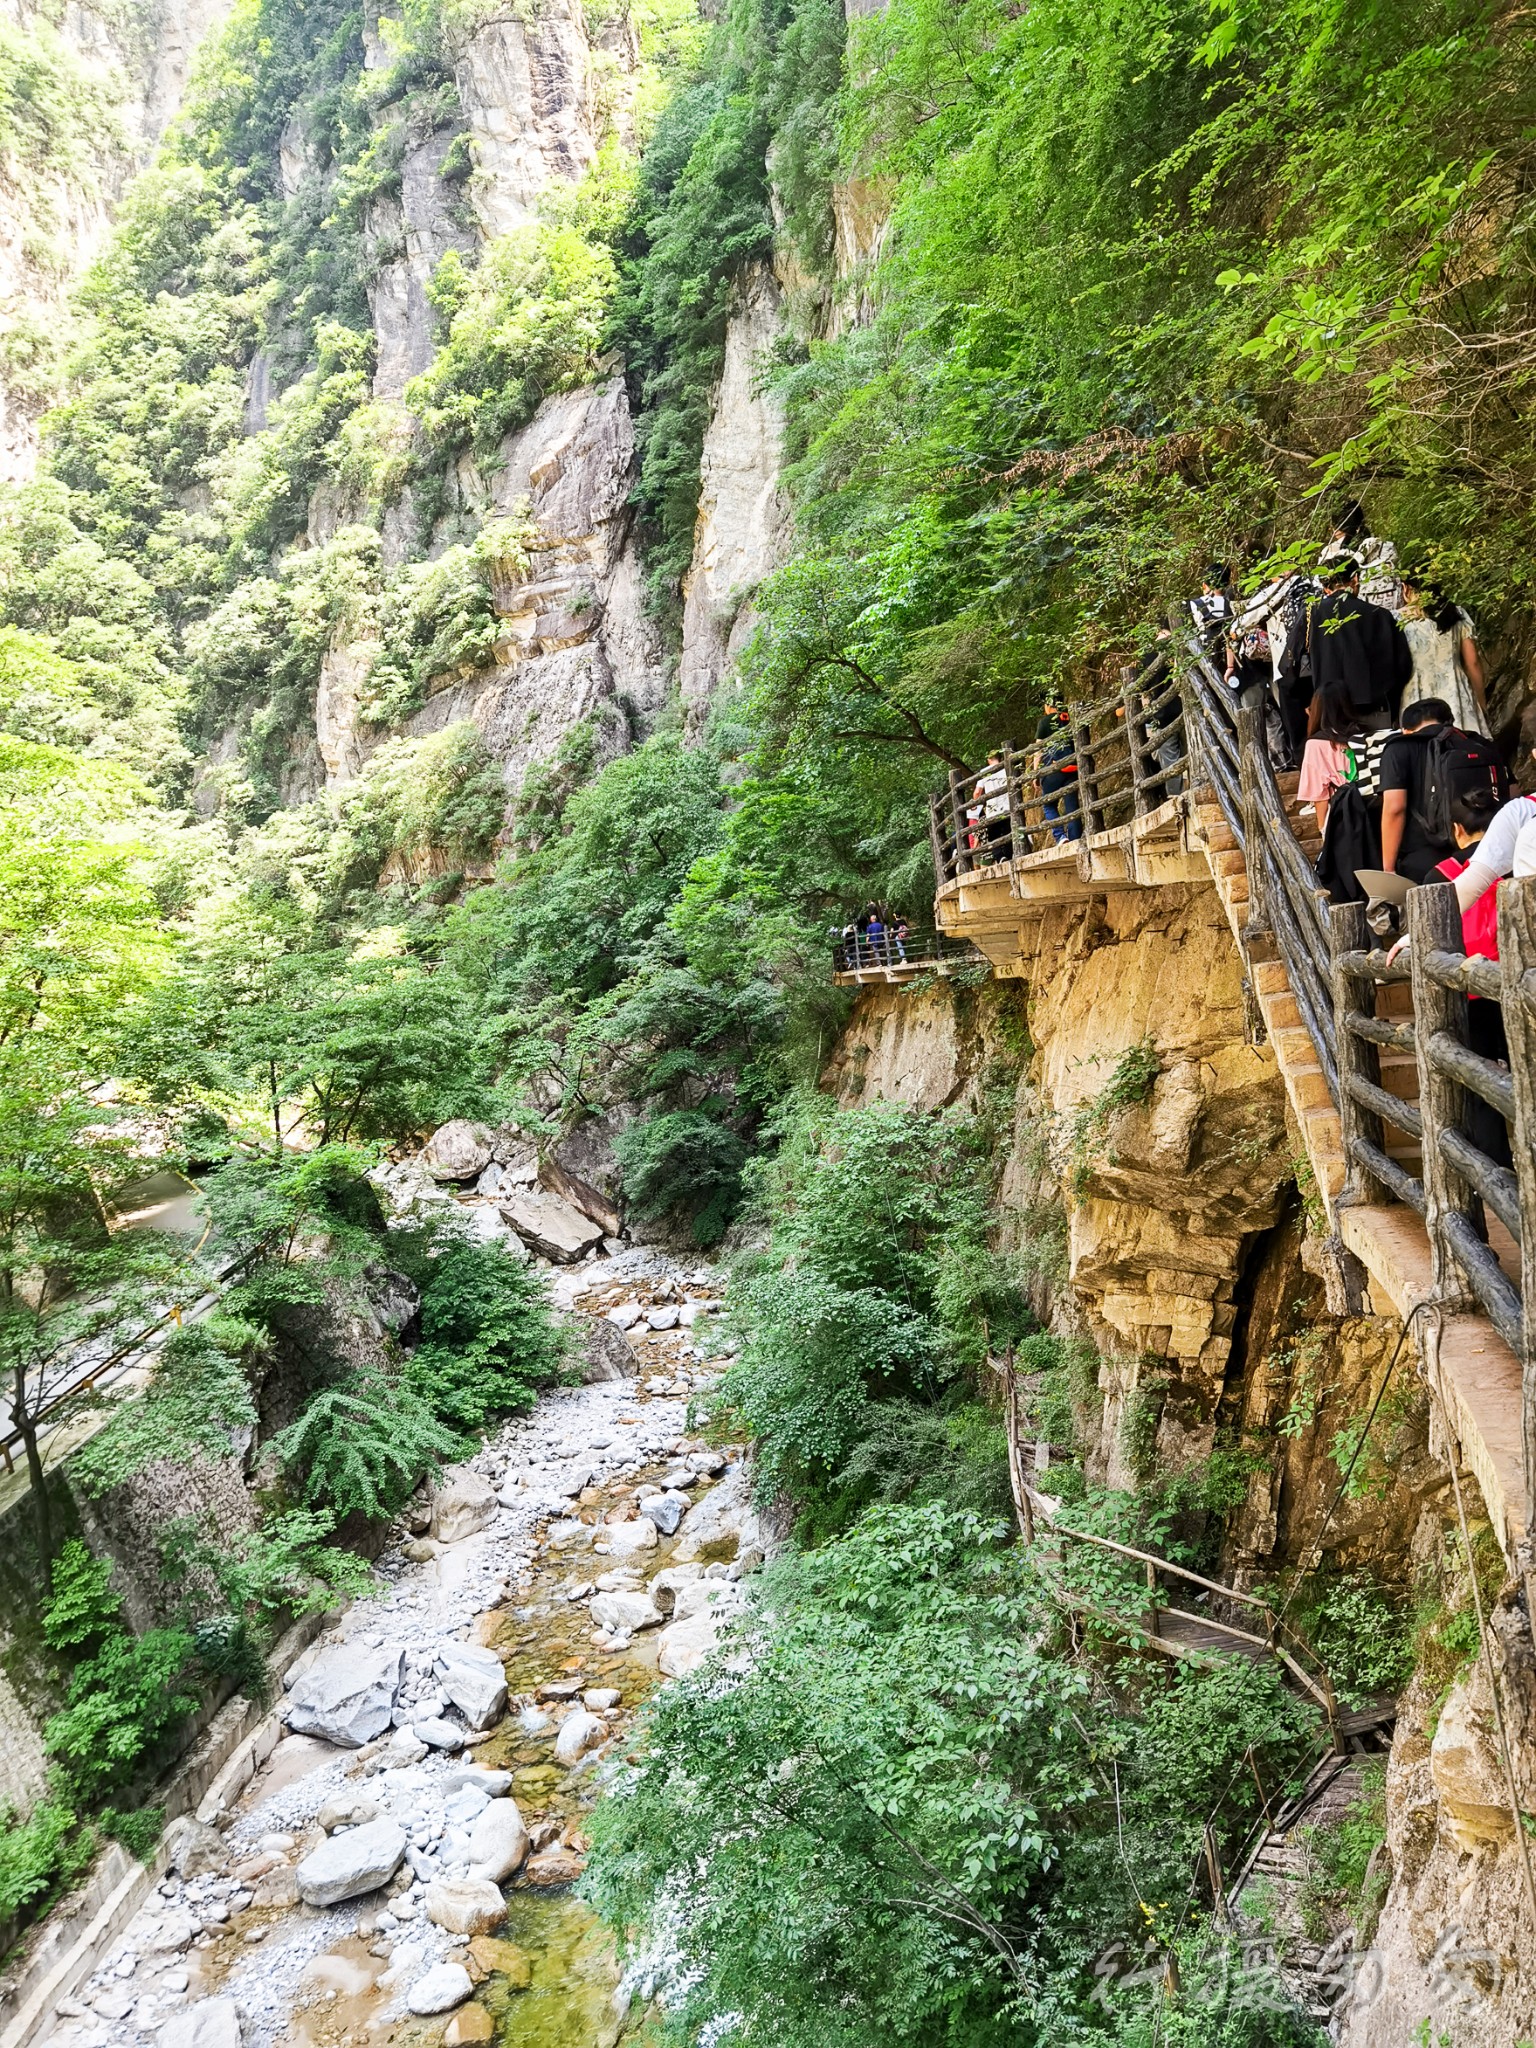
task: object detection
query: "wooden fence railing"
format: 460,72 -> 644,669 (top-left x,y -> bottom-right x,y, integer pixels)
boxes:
830,925 -> 982,977
937,628 -> 1536,1567
929,651 -> 1184,881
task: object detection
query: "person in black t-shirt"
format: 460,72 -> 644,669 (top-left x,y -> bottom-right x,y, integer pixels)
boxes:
1307,557 -> 1412,731
1378,698 -> 1458,881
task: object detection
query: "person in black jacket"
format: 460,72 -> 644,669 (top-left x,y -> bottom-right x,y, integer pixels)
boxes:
1306,557 -> 1412,732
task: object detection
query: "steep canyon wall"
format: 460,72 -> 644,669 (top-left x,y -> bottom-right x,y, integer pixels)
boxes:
828,877 -> 1536,2045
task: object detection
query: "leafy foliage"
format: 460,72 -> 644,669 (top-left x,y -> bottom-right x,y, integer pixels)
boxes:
44,1626 -> 199,1798
270,1365 -> 465,1522
74,1318 -> 265,1497
718,1095 -> 1028,1525
587,1502 -> 1322,2047
0,1791 -> 91,1925
395,1234 -> 568,1430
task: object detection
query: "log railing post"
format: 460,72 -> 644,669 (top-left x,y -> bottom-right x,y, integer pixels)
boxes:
948,767 -> 971,878
1408,881 -> 1479,1302
1003,739 -> 1026,865
1070,699 -> 1102,837
928,792 -> 950,885
1331,900 -> 1392,1207
1236,694 -> 1270,946
1121,665 -> 1147,818
1497,876 -> 1536,1629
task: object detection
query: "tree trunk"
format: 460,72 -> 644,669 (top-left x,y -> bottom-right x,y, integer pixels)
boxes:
15,1366 -> 53,1576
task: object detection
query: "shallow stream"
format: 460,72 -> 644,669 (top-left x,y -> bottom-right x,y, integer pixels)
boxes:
47,1248 -> 739,2048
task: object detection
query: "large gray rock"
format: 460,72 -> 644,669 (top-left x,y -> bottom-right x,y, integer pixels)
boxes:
432,1471 -> 497,1543
424,1876 -> 506,1935
283,1644 -> 404,1748
673,1579 -> 744,1623
554,1707 -> 604,1764
649,1563 -> 705,1614
657,1611 -> 727,1680
589,1588 -> 661,1635
158,1998 -> 243,2048
423,1121 -> 498,1181
639,1490 -> 690,1537
414,1716 -> 466,1751
498,1187 -> 605,1263
604,1517 -> 657,1561
673,1465 -> 768,1565
165,1816 -> 226,1878
468,1797 -> 529,1882
576,1315 -> 638,1383
294,1817 -> 407,1906
406,1961 -> 475,2016
437,1641 -> 508,1731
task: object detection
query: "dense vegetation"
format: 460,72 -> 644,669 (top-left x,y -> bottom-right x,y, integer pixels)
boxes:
0,0 -> 1526,2022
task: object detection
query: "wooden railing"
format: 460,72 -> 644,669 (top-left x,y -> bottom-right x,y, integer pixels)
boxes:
830,925 -> 982,977
929,651 -> 1184,881
1022,1481 -> 1340,1735
938,626 -> 1536,1567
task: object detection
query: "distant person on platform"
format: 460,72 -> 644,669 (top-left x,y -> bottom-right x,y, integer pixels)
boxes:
1306,556 -> 1412,737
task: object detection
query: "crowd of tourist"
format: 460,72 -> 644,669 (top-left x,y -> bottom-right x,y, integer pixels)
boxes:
837,904 -> 913,968
928,507 -> 1536,1167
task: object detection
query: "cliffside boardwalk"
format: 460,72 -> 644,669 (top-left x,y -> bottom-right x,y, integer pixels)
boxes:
933,649 -> 1536,1602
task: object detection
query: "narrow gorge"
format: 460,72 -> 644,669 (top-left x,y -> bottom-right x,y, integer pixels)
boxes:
3,0 -> 1536,2043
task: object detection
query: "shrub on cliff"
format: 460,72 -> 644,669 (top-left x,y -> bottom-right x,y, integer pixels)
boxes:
395,1233 -> 570,1431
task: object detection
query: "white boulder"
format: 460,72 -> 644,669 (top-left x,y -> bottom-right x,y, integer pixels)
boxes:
554,1708 -> 604,1764
468,1798 -> 530,1882
158,1998 -> 243,2048
424,1877 -> 507,1936
603,1518 -> 658,1562
423,1121 -> 497,1181
283,1644 -> 403,1748
649,1564 -> 705,1614
646,1306 -> 680,1331
294,1818 -> 407,1906
497,1188 -> 605,1262
589,1589 -> 662,1634
437,1641 -> 508,1731
657,1612 -> 727,1679
407,1962 -> 475,2016
432,1473 -> 497,1544
673,1466 -> 767,1564
414,1716 -> 466,1751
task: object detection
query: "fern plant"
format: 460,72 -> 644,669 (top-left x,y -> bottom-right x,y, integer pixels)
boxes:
272,1366 -> 465,1522
401,1238 -> 568,1431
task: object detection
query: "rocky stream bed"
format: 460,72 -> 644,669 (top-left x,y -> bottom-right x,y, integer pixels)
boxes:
46,1248 -> 761,2048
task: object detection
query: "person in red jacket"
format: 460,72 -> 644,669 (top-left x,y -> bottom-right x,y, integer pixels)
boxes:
1432,785 -> 1509,1165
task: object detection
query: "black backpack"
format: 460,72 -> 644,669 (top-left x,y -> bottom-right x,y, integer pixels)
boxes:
1410,725 -> 1509,845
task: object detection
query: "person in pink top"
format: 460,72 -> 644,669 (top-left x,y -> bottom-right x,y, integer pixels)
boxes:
1296,690 -> 1365,838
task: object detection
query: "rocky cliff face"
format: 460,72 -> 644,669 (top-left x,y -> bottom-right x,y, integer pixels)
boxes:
304,0 -> 668,799
829,885 -> 1296,1457
402,376 -> 668,792
0,0 -> 234,481
829,875 -> 1536,2044
678,264 -> 791,721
